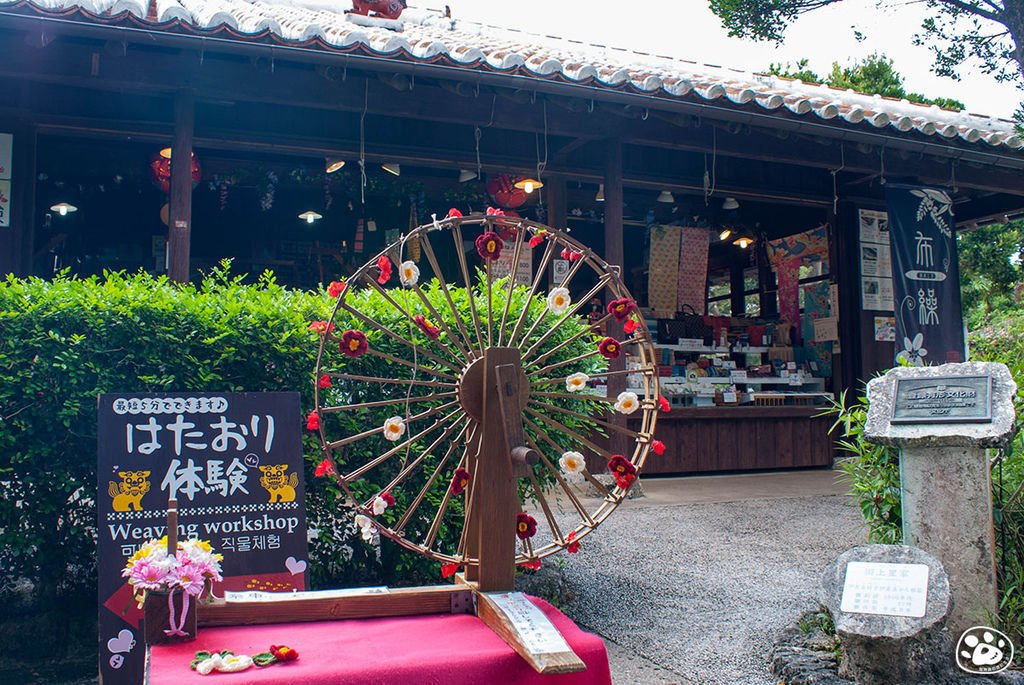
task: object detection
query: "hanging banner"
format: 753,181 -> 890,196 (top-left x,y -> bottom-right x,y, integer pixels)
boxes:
97,392 -> 308,685
885,186 -> 965,365
676,227 -> 710,313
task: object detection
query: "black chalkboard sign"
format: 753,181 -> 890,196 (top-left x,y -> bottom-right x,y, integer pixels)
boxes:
96,392 -> 308,685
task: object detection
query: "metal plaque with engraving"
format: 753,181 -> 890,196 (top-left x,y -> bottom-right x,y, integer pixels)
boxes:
891,375 -> 992,424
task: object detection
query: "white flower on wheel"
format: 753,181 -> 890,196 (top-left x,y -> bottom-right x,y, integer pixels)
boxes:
354,514 -> 375,542
565,372 -> 590,392
546,287 -> 571,315
400,260 -> 420,287
372,495 -> 388,515
559,451 -> 586,481
613,391 -> 640,415
383,416 -> 406,441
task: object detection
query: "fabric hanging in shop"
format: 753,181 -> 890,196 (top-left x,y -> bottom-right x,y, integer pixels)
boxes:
885,185 -> 965,365
765,225 -> 829,263
799,280 -> 833,376
776,257 -> 801,334
676,227 -> 711,314
647,226 -> 683,316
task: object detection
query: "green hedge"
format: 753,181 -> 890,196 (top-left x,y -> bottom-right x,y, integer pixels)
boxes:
0,264 -> 606,603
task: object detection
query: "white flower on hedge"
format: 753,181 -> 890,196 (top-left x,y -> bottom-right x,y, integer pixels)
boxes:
546,287 -> 571,315
372,495 -> 389,515
613,391 -> 640,415
400,260 -> 420,287
354,514 -> 375,542
383,416 -> 406,441
559,451 -> 586,481
565,372 -> 590,392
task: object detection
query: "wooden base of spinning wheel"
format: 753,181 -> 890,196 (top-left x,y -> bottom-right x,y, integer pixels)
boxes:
199,347 -> 586,675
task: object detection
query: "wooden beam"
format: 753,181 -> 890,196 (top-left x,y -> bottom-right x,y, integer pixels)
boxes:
603,139 -> 630,459
167,90 -> 193,283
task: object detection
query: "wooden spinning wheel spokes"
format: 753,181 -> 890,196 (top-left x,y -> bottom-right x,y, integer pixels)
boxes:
311,214 -> 660,570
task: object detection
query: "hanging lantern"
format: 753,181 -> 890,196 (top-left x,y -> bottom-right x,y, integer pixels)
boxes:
149,149 -> 201,195
486,174 -> 528,209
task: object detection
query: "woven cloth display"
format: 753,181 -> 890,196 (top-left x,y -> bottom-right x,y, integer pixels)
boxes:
647,226 -> 683,316
676,227 -> 710,314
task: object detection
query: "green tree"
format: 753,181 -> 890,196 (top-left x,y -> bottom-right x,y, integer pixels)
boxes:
769,53 -> 965,109
958,220 -> 1024,327
712,1 -> 1024,85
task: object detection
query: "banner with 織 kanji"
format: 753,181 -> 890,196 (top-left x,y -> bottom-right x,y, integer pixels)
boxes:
885,185 -> 965,366
97,392 -> 308,685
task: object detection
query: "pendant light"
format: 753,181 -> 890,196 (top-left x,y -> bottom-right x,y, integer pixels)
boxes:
718,228 -> 732,241
381,163 -> 401,177
732,231 -> 754,249
657,190 -> 674,204
722,197 -> 740,210
51,202 -> 78,216
458,169 -> 477,183
514,177 -> 543,194
595,184 -> 605,202
298,210 -> 323,224
325,158 -> 346,174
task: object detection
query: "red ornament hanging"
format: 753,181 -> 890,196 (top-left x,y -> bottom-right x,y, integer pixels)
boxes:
149,149 -> 201,195
485,174 -> 528,209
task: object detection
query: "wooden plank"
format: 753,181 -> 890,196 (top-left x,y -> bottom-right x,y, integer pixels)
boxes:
477,592 -> 586,675
717,418 -> 738,472
775,418 -> 795,469
167,89 -> 193,283
197,585 -> 473,627
735,417 -> 758,470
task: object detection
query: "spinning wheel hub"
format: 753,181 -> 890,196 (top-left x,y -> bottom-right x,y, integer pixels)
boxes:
457,349 -> 530,424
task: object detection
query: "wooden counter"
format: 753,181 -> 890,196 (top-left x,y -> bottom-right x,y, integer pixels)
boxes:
605,406 -> 835,475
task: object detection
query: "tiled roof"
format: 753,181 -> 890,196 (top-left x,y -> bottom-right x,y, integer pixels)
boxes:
2,0 -> 1021,152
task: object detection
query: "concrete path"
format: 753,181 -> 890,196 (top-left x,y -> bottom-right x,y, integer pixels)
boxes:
550,468 -> 866,684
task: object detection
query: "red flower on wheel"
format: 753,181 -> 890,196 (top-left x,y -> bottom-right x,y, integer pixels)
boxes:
414,315 -> 441,340
560,247 -> 583,262
475,231 -> 504,261
340,330 -> 369,358
658,395 -> 671,413
317,374 -> 332,389
607,298 -> 636,322
450,467 -> 471,495
598,337 -> 621,359
607,455 -> 637,490
518,559 -> 542,570
528,231 -> 547,248
327,281 -> 346,298
306,411 -> 320,431
652,439 -> 666,456
441,562 -> 461,578
623,318 -> 640,335
377,256 -> 393,285
516,512 -> 537,540
566,530 -> 581,554
314,458 -> 334,477
380,490 -> 396,507
309,320 -> 334,335
446,208 -> 463,219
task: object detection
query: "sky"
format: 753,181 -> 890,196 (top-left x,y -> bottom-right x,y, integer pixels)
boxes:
448,0 -> 1022,119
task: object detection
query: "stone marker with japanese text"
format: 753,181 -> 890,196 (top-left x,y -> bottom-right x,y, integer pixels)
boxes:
864,361 -> 1017,636
96,392 -> 308,685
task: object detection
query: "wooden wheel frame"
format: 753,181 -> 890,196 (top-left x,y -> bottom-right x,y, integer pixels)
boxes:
310,213 -> 660,582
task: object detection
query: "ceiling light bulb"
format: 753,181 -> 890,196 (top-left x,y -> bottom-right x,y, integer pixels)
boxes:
514,177 -> 544,193
734,237 -> 753,249
50,202 -> 77,216
298,210 -> 323,224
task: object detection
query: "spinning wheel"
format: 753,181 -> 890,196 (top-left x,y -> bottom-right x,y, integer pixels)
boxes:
310,212 -> 660,582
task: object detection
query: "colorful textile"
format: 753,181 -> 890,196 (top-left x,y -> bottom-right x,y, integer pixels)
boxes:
798,280 -> 833,376
148,596 -> 611,685
647,226 -> 682,316
765,225 -> 828,264
676,227 -> 710,314
776,257 -> 801,334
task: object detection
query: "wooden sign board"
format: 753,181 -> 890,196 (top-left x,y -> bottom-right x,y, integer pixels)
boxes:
892,375 -> 992,424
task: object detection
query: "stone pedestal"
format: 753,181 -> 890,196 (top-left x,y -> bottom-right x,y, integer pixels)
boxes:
823,545 -> 951,685
864,361 -> 1016,636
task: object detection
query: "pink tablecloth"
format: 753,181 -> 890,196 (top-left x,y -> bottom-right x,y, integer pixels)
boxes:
148,596 -> 611,685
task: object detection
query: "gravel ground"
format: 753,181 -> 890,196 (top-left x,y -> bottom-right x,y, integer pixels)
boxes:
548,491 -> 866,684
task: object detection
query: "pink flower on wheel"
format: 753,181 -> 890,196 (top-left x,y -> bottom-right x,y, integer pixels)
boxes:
475,231 -> 504,261
516,512 -> 537,540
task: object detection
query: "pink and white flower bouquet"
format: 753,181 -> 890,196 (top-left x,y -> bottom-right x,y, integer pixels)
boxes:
122,537 -> 223,604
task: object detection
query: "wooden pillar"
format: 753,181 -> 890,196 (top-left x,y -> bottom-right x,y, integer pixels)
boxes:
547,175 -> 567,287
167,91 -> 194,283
0,124 -> 36,277
603,140 -> 629,457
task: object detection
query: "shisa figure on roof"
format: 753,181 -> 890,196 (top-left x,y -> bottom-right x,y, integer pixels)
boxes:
346,0 -> 406,20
